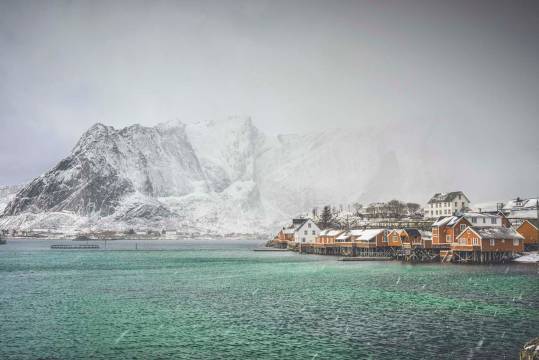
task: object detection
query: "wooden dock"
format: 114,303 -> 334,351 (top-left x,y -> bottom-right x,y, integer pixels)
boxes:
253,248 -> 289,252
51,244 -> 100,249
339,257 -> 393,261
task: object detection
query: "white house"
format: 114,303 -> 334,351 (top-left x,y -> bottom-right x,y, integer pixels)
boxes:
424,191 -> 470,218
293,219 -> 320,243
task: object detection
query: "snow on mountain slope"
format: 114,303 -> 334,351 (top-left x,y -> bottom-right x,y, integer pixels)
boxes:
0,184 -> 24,213
0,118 -> 439,234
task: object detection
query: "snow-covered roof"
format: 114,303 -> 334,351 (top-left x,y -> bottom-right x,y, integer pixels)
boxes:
349,229 -> 365,236
428,191 -> 468,204
418,230 -> 432,240
432,216 -> 461,227
503,198 -> 538,210
468,226 -> 524,240
320,229 -> 343,236
336,231 -> 351,241
355,229 -> 384,241
462,212 -> 501,219
283,228 -> 295,235
506,209 -> 538,220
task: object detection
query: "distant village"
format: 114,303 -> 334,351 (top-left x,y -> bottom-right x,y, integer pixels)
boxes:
269,192 -> 539,264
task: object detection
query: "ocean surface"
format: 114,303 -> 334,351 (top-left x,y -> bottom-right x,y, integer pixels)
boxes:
0,239 -> 538,359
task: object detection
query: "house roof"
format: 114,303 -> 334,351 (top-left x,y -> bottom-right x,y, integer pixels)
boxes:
292,218 -> 308,227
427,191 -> 468,204
419,230 -> 432,240
355,229 -> 384,241
462,212 -> 501,220
320,229 -> 343,236
403,228 -> 421,237
336,231 -> 351,241
466,226 -> 524,240
349,229 -> 365,236
432,216 -> 464,227
503,198 -> 539,210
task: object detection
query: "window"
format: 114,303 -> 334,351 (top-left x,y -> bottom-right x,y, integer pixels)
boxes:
471,217 -> 477,223
446,235 -> 452,242
393,235 -> 398,242
454,202 -> 457,207
490,239 -> 495,246
482,218 -> 486,224
312,230 -> 315,235
513,239 -> 519,246
304,230 -> 307,235
473,238 -> 479,246
462,202 -> 465,207
491,218 -> 496,224
460,224 -> 466,232
458,194 -> 461,200
302,238 -> 306,243
308,223 -> 311,228
460,238 -> 466,245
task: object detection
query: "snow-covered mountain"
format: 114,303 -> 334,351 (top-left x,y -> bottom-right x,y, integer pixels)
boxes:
0,118 -> 435,234
0,184 -> 24,214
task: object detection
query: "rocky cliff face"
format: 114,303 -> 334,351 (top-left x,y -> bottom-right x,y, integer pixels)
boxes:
0,118 -> 435,234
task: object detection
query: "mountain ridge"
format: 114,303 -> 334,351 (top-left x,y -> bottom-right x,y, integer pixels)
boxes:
0,118 -> 433,234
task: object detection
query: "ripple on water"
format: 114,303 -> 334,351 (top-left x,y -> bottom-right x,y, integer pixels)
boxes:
0,240 -> 538,359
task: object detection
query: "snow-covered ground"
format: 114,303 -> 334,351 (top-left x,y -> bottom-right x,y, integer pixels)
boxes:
514,252 -> 539,263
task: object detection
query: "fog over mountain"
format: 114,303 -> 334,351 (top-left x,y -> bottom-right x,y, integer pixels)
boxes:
0,118 -> 453,233
1,0 -> 538,214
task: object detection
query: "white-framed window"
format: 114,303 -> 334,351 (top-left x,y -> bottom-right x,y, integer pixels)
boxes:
473,238 -> 479,245
446,235 -> 452,242
482,218 -> 486,224
490,239 -> 495,246
513,239 -> 519,246
462,202 -> 465,207
302,238 -> 306,242
460,224 -> 466,232
308,223 -> 311,228
460,238 -> 466,245
312,230 -> 315,235
471,217 -> 477,223
392,235 -> 398,242
383,236 -> 388,242
304,230 -> 307,235
491,218 -> 497,224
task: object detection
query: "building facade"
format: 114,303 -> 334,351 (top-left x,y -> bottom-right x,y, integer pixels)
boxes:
424,191 -> 470,218
293,219 -> 320,243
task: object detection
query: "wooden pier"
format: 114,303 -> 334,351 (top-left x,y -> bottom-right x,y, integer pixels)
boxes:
51,244 -> 100,249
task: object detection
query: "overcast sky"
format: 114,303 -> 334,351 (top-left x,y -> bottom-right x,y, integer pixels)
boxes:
0,0 -> 538,201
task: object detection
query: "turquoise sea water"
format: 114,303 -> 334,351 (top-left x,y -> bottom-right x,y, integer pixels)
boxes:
0,239 -> 538,359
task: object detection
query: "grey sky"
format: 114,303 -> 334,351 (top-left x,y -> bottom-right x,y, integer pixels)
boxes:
0,0 -> 538,202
